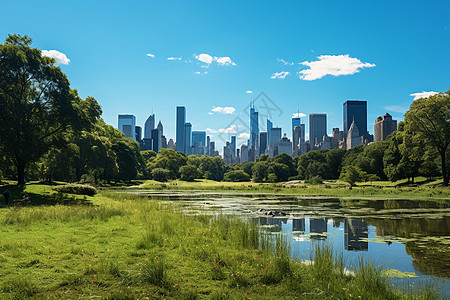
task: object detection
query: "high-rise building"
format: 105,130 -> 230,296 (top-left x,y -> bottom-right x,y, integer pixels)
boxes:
259,132 -> 268,156
223,142 -> 233,164
151,128 -> 161,153
293,126 -> 301,156
240,144 -> 248,162
176,106 -> 186,153
209,141 -> 216,156
192,131 -> 206,155
184,122 -> 192,154
144,114 -> 155,139
231,136 -> 236,158
118,114 -> 136,140
249,106 -> 259,161
343,100 -> 367,143
292,117 -> 301,131
157,121 -> 163,136
269,127 -> 282,157
135,126 -> 142,142
346,119 -> 362,149
309,113 -> 327,150
374,113 -> 397,142
267,119 -> 273,147
167,138 -> 176,150
278,134 -> 293,156
206,136 -> 211,156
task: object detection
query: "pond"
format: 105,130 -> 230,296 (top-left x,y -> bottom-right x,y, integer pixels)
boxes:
134,191 -> 450,296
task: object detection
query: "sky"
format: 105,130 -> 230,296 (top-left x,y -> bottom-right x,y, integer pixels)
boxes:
1,0 -> 449,152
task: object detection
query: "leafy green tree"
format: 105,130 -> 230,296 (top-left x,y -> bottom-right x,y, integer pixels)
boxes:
198,156 -> 226,181
0,34 -> 101,184
239,161 -> 255,178
251,161 -> 269,182
339,165 -> 364,187
112,140 -> 141,182
353,141 -> 389,180
404,91 -> 450,186
179,165 -> 202,181
151,168 -> 171,182
223,170 -> 250,182
325,149 -> 346,179
297,150 -> 330,180
147,148 -> 187,179
272,153 -> 296,177
268,162 -> 290,182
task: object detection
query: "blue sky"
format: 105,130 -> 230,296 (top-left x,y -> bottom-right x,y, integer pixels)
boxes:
1,0 -> 449,151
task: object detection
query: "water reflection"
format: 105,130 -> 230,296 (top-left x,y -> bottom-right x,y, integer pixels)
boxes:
344,218 -> 368,251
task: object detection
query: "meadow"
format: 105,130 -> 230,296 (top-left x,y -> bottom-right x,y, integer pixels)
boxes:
0,183 -> 441,299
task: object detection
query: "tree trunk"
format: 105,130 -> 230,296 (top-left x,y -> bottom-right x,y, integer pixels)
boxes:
440,150 -> 448,187
16,159 -> 26,185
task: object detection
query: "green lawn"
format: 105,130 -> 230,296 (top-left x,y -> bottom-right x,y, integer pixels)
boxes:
0,184 -> 440,299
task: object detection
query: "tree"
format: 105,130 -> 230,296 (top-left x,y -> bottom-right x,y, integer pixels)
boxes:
223,170 -> 250,182
151,168 -> 171,182
268,162 -> 290,182
404,91 -> 450,186
252,161 -> 269,182
0,34 -> 101,184
147,148 -> 187,179
272,153 -> 296,177
179,165 -> 202,181
339,165 -> 364,187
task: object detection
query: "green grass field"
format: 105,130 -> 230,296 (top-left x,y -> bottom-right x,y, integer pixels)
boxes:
0,184 -> 440,299
137,178 -> 450,200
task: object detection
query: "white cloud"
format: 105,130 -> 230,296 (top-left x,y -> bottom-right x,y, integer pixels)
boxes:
214,56 -> 236,66
292,113 -> 306,118
146,53 -> 155,58
277,58 -> 294,65
238,133 -> 250,139
167,57 -> 182,61
271,71 -> 290,79
194,71 -> 208,75
210,106 -> 236,114
41,50 -> 70,65
206,128 -> 218,133
219,125 -> 238,133
194,53 -> 236,67
246,90 -> 253,94
384,105 -> 409,113
410,91 -> 438,100
298,54 -> 375,81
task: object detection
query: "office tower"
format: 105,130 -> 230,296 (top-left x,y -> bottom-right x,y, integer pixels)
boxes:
374,113 -> 397,142
184,122 -> 192,154
278,134 -> 293,156
343,100 -> 367,143
135,126 -> 142,142
231,136 -> 236,158
167,138 -> 176,150
346,119 -> 362,149
292,117 -> 301,131
206,136 -> 211,156
259,132 -> 268,156
161,136 -> 167,149
209,141 -> 215,156
249,106 -> 259,161
118,114 -> 136,140
309,113 -> 327,150
344,218 -> 368,251
142,138 -> 152,151
240,144 -> 248,162
151,128 -> 161,153
267,119 -> 273,147
157,121 -> 163,136
332,128 -> 343,141
176,106 -> 186,153
223,142 -> 233,164
293,126 -> 301,156
144,114 -> 155,139
269,127 -> 282,157
192,131 -> 206,155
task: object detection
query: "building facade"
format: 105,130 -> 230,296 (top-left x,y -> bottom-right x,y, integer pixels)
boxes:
343,100 -> 367,143
176,106 -> 186,153
118,114 -> 136,140
374,113 -> 397,142
309,113 -> 327,150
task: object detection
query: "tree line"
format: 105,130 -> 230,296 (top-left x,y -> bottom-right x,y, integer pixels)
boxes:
1,34 -> 448,186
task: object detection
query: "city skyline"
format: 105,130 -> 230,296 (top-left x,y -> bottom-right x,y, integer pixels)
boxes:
3,1 -> 448,153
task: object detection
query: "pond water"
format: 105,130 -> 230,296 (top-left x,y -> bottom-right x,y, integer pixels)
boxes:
136,191 -> 450,296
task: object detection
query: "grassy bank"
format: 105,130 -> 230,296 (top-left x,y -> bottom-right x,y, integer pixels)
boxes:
0,184 -> 438,299
137,178 -> 450,200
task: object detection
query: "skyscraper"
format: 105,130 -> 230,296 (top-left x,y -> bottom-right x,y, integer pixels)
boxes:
292,117 -> 301,131
269,127 -> 282,157
206,136 -> 211,156
267,119 -> 273,147
343,100 -> 367,143
135,126 -> 142,142
144,114 -> 155,139
249,105 -> 259,161
259,132 -> 268,156
309,113 -> 327,150
184,122 -> 192,154
231,136 -> 236,158
118,114 -> 136,140
176,106 -> 186,153
151,128 -> 161,153
192,131 -> 206,155
278,134 -> 293,156
374,113 -> 397,142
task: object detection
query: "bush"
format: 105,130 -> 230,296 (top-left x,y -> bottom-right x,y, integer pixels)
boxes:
54,184 -> 98,196
151,168 -> 171,182
179,165 -> 202,181
223,170 -> 250,182
306,175 -> 323,185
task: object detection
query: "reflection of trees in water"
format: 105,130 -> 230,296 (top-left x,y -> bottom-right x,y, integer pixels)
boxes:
369,216 -> 450,277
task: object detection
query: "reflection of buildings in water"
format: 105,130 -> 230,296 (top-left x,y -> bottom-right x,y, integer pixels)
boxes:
344,218 -> 368,251
292,218 -> 305,232
333,218 -> 344,228
310,218 -> 327,240
258,217 -> 288,233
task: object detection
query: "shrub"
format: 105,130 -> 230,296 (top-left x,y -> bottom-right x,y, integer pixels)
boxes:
179,165 -> 202,181
223,170 -> 250,182
151,168 -> 171,182
54,184 -> 97,196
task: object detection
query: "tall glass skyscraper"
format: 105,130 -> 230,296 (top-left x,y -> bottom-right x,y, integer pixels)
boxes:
184,122 -> 192,154
250,106 -> 259,160
309,113 -> 327,149
144,114 -> 155,139
118,114 -> 136,140
176,106 -> 186,153
292,117 -> 301,131
231,135 -> 236,158
343,100 -> 367,141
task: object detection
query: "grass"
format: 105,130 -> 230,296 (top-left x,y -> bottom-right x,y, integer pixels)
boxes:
0,183 -> 440,299
136,178 -> 450,200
